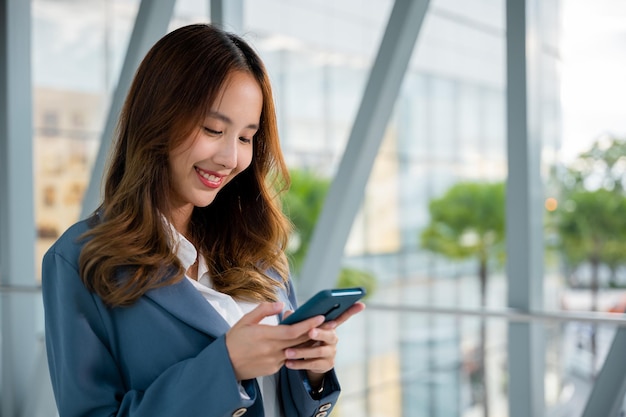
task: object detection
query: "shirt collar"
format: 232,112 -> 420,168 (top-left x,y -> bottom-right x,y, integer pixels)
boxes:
161,216 -> 197,271
162,215 -> 211,285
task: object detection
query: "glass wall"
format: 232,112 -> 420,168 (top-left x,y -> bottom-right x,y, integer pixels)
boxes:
23,0 -> 626,416
248,1 -> 541,416
544,2 -> 626,416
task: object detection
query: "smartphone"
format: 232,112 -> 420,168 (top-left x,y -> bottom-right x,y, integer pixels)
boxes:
280,287 -> 366,325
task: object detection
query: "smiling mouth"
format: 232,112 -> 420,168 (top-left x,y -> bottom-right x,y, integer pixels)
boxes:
195,167 -> 223,188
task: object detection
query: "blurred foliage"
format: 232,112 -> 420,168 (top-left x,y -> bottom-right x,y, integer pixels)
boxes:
282,168 -> 377,298
555,190 -> 626,271
420,181 -> 505,417
560,137 -> 626,193
336,267 -> 377,299
281,169 -> 330,274
549,136 -> 626,288
420,181 -> 506,294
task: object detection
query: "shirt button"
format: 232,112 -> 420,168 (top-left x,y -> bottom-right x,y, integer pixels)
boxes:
314,412 -> 328,417
319,403 -> 332,411
232,408 -> 247,417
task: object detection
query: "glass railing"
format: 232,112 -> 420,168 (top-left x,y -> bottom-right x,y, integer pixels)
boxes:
334,304 -> 626,417
1,284 -> 625,417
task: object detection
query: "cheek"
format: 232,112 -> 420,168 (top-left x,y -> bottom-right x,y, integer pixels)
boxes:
169,158 -> 191,190
168,156 -> 181,181
169,147 -> 194,175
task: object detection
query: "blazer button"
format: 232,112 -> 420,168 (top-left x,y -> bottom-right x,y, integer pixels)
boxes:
319,403 -> 332,412
314,412 -> 328,417
232,408 -> 247,417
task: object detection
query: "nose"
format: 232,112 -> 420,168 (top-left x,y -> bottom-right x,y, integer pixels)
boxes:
214,136 -> 238,169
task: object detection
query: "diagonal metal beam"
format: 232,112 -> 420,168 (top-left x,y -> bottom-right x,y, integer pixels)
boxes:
0,0 -> 37,416
582,326 -> 626,417
81,0 -> 176,218
297,0 -> 430,299
505,1 -> 545,416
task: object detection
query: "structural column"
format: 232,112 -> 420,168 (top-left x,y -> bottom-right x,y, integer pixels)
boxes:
505,1 -> 545,416
0,0 -> 37,416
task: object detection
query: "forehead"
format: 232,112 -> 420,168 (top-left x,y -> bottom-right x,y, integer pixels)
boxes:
206,71 -> 263,121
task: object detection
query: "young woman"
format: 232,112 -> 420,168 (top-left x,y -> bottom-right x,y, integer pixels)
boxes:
42,23 -> 364,417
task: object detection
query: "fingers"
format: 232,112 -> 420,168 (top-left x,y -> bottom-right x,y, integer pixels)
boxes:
322,301 -> 366,329
286,327 -> 337,353
229,300 -> 366,380
226,304 -> 333,381
283,326 -> 338,369
285,343 -> 336,363
284,339 -> 337,374
285,355 -> 335,372
278,314 -> 325,340
226,303 -> 316,380
281,303 -> 366,375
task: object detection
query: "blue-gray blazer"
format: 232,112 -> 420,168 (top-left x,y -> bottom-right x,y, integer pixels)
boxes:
42,218 -> 340,417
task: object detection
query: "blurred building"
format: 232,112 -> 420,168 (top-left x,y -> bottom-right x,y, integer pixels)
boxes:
33,87 -> 104,277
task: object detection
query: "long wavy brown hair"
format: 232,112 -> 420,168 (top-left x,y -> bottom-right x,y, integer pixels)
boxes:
79,24 -> 291,307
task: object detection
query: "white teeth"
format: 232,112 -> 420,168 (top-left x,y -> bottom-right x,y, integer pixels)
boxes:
196,168 -> 220,182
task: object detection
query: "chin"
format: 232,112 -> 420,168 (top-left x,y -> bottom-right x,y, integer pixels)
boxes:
194,193 -> 219,208
196,199 -> 217,208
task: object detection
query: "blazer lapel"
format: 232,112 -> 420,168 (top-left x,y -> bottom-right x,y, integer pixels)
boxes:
145,278 -> 231,338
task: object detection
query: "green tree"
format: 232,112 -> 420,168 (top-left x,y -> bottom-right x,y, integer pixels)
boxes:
282,169 -> 377,296
563,137 -> 626,193
553,137 -> 626,287
421,182 -> 506,305
281,169 -> 330,274
551,136 -> 626,376
556,190 -> 626,296
420,181 -> 506,417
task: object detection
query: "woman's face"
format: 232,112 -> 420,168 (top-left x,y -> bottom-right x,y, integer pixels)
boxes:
168,71 -> 263,228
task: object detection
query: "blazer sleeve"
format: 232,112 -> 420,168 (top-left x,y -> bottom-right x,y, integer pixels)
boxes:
42,248 -> 260,417
278,279 -> 342,417
280,368 -> 341,417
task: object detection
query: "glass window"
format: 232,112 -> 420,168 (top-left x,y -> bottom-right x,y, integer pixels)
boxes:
23,0 -> 626,415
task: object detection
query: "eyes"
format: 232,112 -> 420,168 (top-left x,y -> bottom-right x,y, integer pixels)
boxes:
202,126 -> 253,144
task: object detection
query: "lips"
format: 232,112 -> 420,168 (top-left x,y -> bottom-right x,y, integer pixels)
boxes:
194,167 -> 224,188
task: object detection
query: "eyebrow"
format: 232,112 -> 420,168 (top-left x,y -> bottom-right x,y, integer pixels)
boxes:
207,111 -> 259,130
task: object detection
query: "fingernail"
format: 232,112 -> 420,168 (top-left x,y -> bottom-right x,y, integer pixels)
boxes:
310,329 -> 318,338
285,349 -> 296,358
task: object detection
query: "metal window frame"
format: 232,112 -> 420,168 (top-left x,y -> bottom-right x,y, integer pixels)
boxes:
505,1 -> 545,416
0,1 -> 36,416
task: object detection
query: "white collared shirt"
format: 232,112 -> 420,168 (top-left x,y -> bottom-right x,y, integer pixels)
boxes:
166,222 -> 283,417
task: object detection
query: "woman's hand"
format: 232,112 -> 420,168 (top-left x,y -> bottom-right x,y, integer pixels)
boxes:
225,302 -> 325,381
282,302 -> 366,379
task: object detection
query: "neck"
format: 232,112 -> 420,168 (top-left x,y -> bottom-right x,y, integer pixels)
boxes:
169,206 -> 193,238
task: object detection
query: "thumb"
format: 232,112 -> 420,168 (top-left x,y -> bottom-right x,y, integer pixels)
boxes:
239,302 -> 284,325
